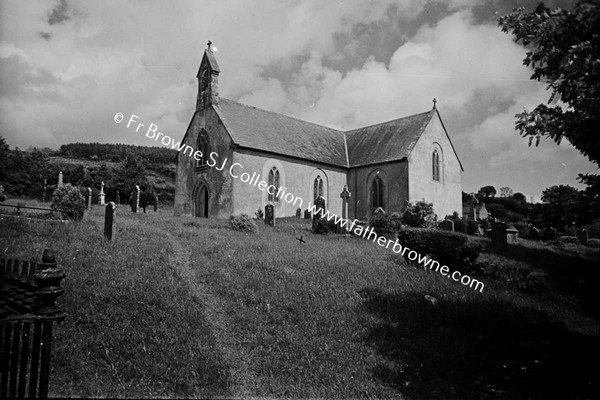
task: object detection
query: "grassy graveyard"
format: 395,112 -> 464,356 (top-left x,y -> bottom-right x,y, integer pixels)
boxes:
1,202 -> 597,399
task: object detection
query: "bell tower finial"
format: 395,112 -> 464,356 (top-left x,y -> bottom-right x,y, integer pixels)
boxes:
207,40 -> 212,51
196,40 -> 220,111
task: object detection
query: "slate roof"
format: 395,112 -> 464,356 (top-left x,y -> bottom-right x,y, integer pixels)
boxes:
213,97 -> 442,168
214,98 -> 348,167
345,111 -> 433,167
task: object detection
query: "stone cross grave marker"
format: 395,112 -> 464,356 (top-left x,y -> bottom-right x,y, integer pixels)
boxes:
104,202 -> 116,240
312,196 -> 326,231
115,190 -> 121,205
87,187 -> 92,209
576,228 -> 588,245
340,185 -> 351,220
264,204 -> 275,226
100,181 -> 105,206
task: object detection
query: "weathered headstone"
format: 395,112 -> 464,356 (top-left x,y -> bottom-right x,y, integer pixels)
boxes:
576,229 -> 588,245
99,181 -> 105,206
491,221 -> 507,250
104,202 -> 116,241
58,171 -> 63,187
526,225 -> 541,240
154,194 -> 159,212
542,227 -> 557,241
295,207 -> 301,218
87,187 -> 92,209
131,185 -> 140,213
506,226 -> 519,244
312,196 -> 326,231
439,219 -> 454,231
115,190 -> 121,205
264,204 -> 275,226
304,209 -> 311,219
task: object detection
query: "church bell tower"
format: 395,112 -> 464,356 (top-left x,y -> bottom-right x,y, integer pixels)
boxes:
197,40 -> 220,111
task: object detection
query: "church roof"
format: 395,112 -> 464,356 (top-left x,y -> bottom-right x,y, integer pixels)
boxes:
212,98 -> 452,169
214,98 -> 348,167
345,111 -> 433,167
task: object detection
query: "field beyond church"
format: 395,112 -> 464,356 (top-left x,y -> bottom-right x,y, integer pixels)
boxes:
1,202 -> 597,399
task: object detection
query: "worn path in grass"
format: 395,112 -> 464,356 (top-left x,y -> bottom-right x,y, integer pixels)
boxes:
157,226 -> 258,397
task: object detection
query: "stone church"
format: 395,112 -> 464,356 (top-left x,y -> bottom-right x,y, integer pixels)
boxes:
174,44 -> 463,220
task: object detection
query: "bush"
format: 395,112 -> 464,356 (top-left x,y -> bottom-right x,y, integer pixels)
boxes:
402,201 -> 437,228
0,185 -> 6,201
369,214 -> 397,237
313,218 -> 339,234
559,235 -> 579,244
397,227 -> 482,272
466,219 -> 480,235
255,207 -> 264,220
585,238 -> 600,248
51,184 -> 85,220
229,214 -> 258,233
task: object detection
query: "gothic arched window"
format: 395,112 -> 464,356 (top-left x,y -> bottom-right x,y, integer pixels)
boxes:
432,149 -> 440,182
196,130 -> 209,169
268,167 -> 280,202
313,175 -> 323,202
372,175 -> 384,209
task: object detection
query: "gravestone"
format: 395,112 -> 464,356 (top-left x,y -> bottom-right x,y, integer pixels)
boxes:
526,225 -> 541,240
576,229 -> 588,245
304,209 -> 311,219
542,227 -> 557,241
506,226 -> 519,244
99,181 -> 105,206
439,219 -> 454,231
154,194 -> 159,212
312,196 -> 326,231
131,185 -> 140,213
340,185 -> 351,220
295,207 -> 301,218
264,204 -> 275,226
115,190 -> 121,205
491,221 -> 507,250
87,187 -> 92,209
104,202 -> 116,241
58,171 -> 64,187
373,207 -> 385,218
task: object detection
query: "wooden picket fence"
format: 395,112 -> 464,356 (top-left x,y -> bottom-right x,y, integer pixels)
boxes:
0,250 -> 66,399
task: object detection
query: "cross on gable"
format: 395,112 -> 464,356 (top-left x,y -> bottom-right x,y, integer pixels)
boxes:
340,185 -> 351,201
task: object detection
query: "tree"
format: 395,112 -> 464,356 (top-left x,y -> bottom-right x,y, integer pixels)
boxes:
487,203 -> 508,219
477,185 -> 496,200
113,155 -> 148,198
401,200 -> 437,228
513,192 -> 527,202
499,1 -> 600,166
499,186 -> 514,198
541,184 -> 581,228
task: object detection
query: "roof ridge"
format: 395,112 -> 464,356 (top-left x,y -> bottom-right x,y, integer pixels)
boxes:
345,110 -> 432,133
218,97 -> 345,135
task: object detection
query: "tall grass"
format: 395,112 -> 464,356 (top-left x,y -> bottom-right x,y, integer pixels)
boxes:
1,204 -> 597,398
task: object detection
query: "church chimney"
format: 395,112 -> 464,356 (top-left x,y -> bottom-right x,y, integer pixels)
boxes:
196,40 -> 220,111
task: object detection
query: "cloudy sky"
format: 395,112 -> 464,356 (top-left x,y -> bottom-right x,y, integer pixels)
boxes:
0,0 -> 597,201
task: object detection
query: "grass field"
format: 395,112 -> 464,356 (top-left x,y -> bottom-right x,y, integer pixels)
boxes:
1,200 -> 598,399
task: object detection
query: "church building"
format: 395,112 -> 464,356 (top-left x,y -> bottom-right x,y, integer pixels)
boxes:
174,43 -> 463,221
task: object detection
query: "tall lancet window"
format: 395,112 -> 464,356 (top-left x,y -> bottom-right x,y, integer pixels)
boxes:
313,175 -> 323,202
432,150 -> 440,182
268,167 -> 280,202
196,130 -> 209,169
372,175 -> 384,209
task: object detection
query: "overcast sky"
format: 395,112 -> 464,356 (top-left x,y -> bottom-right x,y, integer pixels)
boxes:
0,0 -> 597,201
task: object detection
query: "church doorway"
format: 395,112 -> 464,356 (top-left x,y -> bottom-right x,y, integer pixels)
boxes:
194,184 -> 209,218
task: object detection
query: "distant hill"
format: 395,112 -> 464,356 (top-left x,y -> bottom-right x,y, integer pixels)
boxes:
54,142 -> 177,164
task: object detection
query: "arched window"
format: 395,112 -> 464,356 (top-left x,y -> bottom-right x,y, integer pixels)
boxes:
313,175 -> 323,202
372,175 -> 384,209
268,167 -> 280,202
196,131 -> 209,169
432,149 -> 440,182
